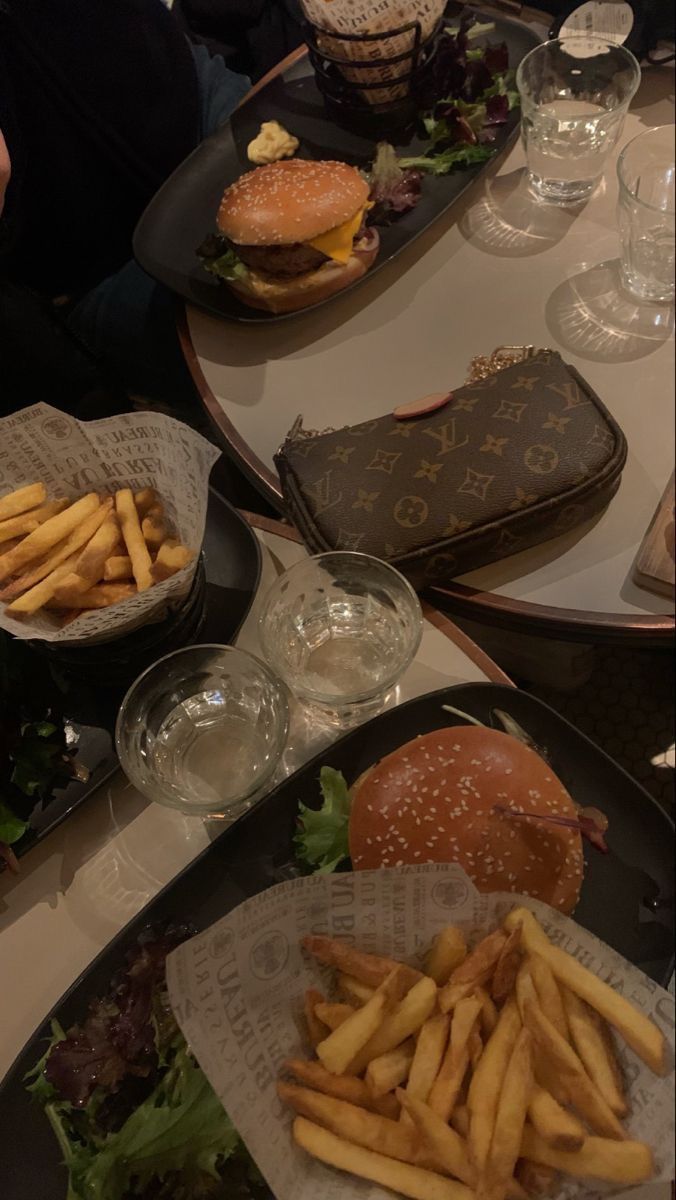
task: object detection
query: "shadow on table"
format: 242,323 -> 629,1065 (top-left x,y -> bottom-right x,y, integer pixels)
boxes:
545,258 -> 674,363
458,167 -> 586,258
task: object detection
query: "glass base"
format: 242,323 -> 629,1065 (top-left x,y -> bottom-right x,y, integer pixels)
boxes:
620,263 -> 675,305
527,171 -> 598,206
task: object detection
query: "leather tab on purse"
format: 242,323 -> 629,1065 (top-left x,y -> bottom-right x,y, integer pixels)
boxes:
274,350 -> 627,587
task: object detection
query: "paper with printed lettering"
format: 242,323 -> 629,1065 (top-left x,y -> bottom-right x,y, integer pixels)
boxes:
301,0 -> 445,104
166,864 -> 675,1200
0,403 -> 219,643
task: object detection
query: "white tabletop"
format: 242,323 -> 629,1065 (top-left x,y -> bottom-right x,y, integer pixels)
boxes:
0,525 -> 499,1083
185,66 -> 674,629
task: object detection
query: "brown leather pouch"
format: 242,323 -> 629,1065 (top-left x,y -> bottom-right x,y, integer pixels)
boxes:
275,349 -> 627,587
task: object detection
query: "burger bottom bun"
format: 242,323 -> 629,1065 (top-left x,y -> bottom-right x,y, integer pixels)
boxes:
227,230 -> 380,314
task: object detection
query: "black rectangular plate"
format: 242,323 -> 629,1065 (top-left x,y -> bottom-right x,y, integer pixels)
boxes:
2,682 -> 673,1200
7,490 -> 261,863
133,11 -> 539,323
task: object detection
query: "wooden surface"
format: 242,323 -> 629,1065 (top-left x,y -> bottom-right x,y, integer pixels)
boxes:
633,472 -> 675,599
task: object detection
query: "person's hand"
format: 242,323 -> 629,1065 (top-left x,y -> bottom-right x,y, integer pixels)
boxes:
0,129 -> 10,218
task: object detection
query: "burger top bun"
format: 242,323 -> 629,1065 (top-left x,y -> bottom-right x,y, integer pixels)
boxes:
217,159 -> 370,246
348,726 -> 584,914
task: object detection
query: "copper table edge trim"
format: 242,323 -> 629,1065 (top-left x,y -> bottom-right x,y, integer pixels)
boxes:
430,581 -> 675,642
240,509 -> 514,687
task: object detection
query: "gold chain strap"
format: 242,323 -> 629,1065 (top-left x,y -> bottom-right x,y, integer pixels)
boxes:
466,344 -> 546,384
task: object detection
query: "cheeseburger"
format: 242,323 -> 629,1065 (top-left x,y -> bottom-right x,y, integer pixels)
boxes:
298,726 -> 586,913
203,159 -> 379,314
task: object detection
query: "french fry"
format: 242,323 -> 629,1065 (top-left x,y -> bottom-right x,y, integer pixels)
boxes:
142,502 -> 167,550
492,923 -> 523,1004
350,975 -> 438,1075
516,1159 -> 558,1196
337,973 -> 376,1006
440,931 -> 507,1012
283,1058 -> 399,1119
468,997 -> 521,1173
314,1002 -> 355,1031
397,1090 -> 477,1186
0,499 -> 112,599
151,539 -> 193,583
293,1117 -> 475,1200
479,1027 -> 532,1200
116,489 -> 153,591
316,989 -> 388,1075
0,498 -> 68,542
428,996 -> 482,1122
52,517 -> 121,601
133,487 -> 158,518
56,582 -> 136,610
520,1127 -> 653,1185
5,552 -> 82,615
469,1026 -> 483,1069
366,1039 -> 415,1097
304,989 -> 328,1048
401,1012 -> 450,1121
476,986 -> 498,1037
505,908 -> 667,1075
278,1082 -> 427,1167
302,935 -> 421,990
451,1105 -> 470,1138
426,926 -> 467,985
528,1087 -> 585,1152
103,554 -> 133,582
525,1000 -> 627,1140
562,986 -> 627,1117
0,537 -> 21,556
0,492 -> 99,583
0,482 -> 46,521
441,979 -> 479,1013
529,956 -> 569,1043
515,963 -> 539,1024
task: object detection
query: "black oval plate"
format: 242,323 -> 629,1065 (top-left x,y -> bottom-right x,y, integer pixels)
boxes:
2,682 -> 673,1200
133,10 -> 539,323
8,489 -> 261,862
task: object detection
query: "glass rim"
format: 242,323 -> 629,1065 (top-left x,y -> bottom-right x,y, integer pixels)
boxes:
516,35 -> 641,115
617,125 -> 676,214
257,550 -> 424,705
114,641 -> 289,814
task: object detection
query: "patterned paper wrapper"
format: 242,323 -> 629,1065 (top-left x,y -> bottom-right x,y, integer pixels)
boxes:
301,0 -> 445,104
0,403 -> 220,644
167,864 -> 675,1200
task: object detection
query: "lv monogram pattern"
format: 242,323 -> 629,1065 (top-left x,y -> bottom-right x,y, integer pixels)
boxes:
276,353 -> 626,583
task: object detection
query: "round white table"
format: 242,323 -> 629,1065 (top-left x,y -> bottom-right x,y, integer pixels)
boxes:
181,47 -> 674,644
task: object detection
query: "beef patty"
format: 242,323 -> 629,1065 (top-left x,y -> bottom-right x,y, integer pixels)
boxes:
234,241 -> 329,278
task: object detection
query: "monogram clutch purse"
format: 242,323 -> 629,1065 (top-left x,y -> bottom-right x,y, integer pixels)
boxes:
274,349 -> 627,587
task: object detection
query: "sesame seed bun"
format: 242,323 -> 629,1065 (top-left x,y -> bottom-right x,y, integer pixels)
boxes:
227,230 -> 380,315
348,726 -> 584,913
217,159 -> 370,246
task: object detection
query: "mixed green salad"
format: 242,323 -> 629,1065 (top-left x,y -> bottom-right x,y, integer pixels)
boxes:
27,926 -> 265,1200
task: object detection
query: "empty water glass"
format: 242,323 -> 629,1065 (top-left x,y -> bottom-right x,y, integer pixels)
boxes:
617,125 -> 675,303
516,36 -> 640,205
259,552 -> 423,725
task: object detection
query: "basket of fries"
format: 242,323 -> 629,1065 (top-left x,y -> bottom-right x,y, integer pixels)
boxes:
301,0 -> 445,127
166,864 -> 675,1200
0,403 -> 220,647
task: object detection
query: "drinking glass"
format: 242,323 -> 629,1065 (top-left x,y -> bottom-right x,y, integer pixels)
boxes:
516,37 -> 640,205
258,552 -> 423,725
116,644 -> 289,818
617,126 -> 675,303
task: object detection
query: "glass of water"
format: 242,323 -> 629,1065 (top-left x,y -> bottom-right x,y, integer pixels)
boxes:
116,644 -> 289,818
617,126 -> 675,304
259,552 -> 423,725
516,36 -> 640,205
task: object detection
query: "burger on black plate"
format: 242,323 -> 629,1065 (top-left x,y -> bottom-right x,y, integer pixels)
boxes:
199,159 -> 379,314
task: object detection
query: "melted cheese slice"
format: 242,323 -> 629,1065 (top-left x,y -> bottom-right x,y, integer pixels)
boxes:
308,206 -> 366,264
